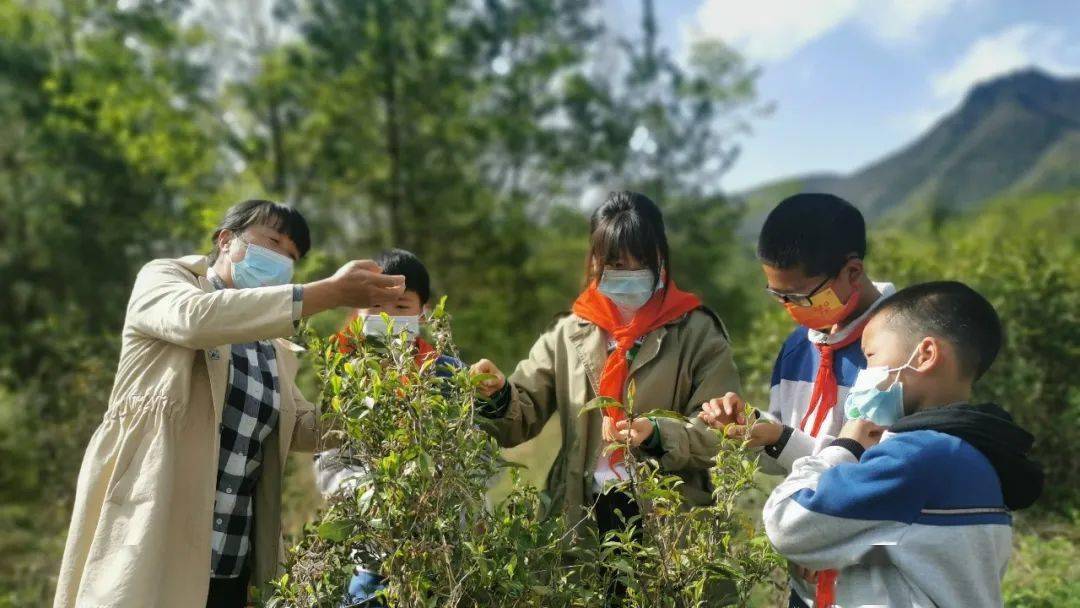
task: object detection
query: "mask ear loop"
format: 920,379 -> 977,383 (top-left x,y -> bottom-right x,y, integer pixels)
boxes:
885,346 -> 922,390
226,233 -> 248,260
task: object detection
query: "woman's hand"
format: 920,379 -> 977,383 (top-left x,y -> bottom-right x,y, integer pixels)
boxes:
470,359 -> 506,398
699,392 -> 782,448
603,417 -> 654,447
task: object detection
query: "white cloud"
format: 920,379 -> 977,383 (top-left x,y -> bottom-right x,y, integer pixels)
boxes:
932,23 -> 1078,99
688,0 -> 972,64
897,23 -> 1080,133
858,0 -> 974,46
688,0 -> 859,63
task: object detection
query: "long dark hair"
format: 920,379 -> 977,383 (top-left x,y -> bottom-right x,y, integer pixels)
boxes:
586,191 -> 670,288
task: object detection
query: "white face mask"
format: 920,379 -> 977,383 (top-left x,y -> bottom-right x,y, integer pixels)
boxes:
598,268 -> 661,312
362,314 -> 421,341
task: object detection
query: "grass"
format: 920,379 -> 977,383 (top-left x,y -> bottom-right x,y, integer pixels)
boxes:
1003,510 -> 1080,608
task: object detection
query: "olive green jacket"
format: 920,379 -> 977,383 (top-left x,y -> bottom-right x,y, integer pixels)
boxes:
484,308 -> 741,527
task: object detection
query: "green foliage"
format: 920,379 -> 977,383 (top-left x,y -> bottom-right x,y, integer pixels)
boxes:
1002,511 -> 1080,608
270,304 -> 583,607
0,1 -> 759,601
269,307 -> 778,607
0,2 -> 224,603
1,0 -> 1075,604
870,192 -> 1080,510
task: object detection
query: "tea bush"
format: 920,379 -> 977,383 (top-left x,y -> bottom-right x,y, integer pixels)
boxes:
268,301 -> 780,607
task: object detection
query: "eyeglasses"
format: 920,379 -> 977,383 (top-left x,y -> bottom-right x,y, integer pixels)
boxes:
764,275 -> 832,308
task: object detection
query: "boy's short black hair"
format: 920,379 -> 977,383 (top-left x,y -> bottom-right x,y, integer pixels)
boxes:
375,249 -> 431,304
757,193 -> 866,277
209,199 -> 311,263
873,281 -> 1003,381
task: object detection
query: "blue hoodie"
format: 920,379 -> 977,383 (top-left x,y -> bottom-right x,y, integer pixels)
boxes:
763,403 -> 1043,607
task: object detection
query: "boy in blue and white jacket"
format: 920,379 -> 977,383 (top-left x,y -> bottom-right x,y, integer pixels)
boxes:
701,194 -> 896,471
764,281 -> 1043,607
700,194 -> 895,604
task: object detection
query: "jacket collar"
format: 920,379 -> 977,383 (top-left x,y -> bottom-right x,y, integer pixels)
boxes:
571,310 -> 692,329
568,320 -> 606,395
568,311 -> 683,393
175,255 -> 215,294
807,281 -> 897,346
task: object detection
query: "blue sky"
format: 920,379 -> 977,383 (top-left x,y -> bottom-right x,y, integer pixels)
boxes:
606,0 -> 1080,191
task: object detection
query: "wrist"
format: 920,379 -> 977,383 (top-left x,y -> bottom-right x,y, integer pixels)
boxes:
762,421 -> 783,444
827,438 -> 866,461
301,278 -> 339,317
641,418 -> 664,454
747,420 -> 782,448
762,424 -> 794,459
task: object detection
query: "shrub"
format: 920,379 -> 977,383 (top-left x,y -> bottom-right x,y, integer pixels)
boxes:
268,301 -> 779,607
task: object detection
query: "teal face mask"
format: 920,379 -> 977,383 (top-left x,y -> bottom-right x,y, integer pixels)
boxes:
598,268 -> 661,311
844,347 -> 920,426
232,238 -> 294,288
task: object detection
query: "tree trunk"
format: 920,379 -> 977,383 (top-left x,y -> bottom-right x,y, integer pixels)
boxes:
377,0 -> 407,250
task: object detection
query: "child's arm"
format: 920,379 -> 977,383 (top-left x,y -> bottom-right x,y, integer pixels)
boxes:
699,345 -> 818,476
471,325 -> 561,448
313,448 -> 371,498
757,416 -> 837,474
753,346 -> 818,473
644,319 -> 741,472
762,423 -> 931,571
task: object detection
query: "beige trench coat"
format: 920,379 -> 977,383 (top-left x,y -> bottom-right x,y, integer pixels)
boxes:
54,256 -> 321,608
486,308 -> 741,527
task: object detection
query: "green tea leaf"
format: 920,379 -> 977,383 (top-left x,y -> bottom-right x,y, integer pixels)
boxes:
316,519 -> 352,543
579,396 -> 622,416
641,409 -> 687,421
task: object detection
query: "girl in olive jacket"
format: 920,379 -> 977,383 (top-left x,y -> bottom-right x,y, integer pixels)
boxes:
473,191 -> 741,536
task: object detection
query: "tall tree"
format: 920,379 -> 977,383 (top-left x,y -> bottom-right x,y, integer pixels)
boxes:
0,1 -> 223,601
225,0 -> 605,362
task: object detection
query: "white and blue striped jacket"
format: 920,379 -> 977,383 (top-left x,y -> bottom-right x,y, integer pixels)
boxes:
759,282 -> 897,474
764,430 -> 1014,607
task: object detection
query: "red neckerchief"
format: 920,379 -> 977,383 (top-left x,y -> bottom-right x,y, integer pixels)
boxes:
799,320 -> 867,437
413,337 -> 437,368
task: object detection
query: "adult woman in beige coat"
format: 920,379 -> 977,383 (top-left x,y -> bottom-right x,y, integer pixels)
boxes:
54,200 -> 406,608
472,192 -> 741,550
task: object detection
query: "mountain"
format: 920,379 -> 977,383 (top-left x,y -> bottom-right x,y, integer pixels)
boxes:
736,68 -> 1080,235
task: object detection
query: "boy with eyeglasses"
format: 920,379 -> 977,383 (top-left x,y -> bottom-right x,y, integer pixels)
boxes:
698,193 -> 896,607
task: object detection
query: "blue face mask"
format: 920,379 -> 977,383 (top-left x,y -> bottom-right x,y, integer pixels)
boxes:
843,347 -> 920,427
598,268 -> 661,311
231,238 -> 294,289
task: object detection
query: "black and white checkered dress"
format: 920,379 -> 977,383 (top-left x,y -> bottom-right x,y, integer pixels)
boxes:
207,273 -> 283,579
